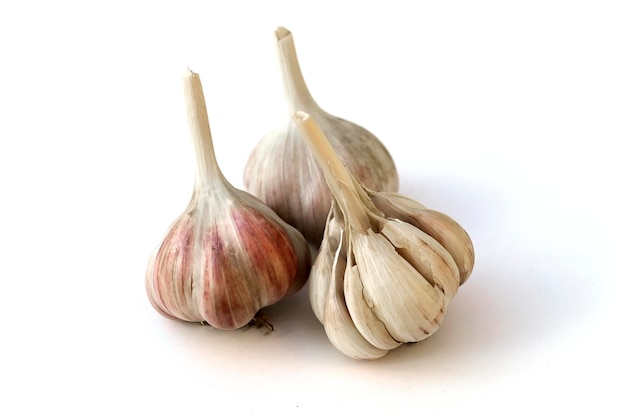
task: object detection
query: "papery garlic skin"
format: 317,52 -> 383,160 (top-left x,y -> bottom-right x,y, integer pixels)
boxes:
145,70 -> 311,330
293,111 -> 474,360
244,27 -> 399,245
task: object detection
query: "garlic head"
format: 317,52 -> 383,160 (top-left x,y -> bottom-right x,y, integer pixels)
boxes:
293,111 -> 474,360
145,70 -> 311,330
244,27 -> 399,245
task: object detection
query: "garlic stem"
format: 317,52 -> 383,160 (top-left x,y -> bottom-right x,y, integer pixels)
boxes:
182,69 -> 225,192
292,111 -> 371,232
276,27 -> 322,115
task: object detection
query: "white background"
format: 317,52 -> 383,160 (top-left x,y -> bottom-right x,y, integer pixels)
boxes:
1,1 -> 625,415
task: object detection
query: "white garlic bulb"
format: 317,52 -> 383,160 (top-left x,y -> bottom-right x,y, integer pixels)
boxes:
145,70 -> 311,330
244,27 -> 399,245
293,111 -> 474,360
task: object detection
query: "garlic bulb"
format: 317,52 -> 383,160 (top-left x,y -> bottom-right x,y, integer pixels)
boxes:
244,26 -> 399,245
293,111 -> 474,360
145,70 -> 311,330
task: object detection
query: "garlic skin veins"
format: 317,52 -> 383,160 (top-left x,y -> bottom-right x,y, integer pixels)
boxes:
145,70 -> 311,330
244,26 -> 399,245
293,111 -> 474,360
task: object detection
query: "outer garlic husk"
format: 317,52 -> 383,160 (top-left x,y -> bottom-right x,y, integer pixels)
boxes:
293,111 -> 474,360
145,70 -> 311,330
244,26 -> 399,245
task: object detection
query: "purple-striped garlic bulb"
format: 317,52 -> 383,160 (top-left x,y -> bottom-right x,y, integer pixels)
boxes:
145,70 -> 311,330
244,27 -> 399,246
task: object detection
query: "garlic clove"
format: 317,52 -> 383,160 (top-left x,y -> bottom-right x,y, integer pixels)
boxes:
322,230 -> 388,360
323,283 -> 389,360
343,262 -> 402,350
308,211 -> 345,323
244,26 -> 399,245
380,220 -> 460,299
293,111 -> 475,359
349,228 -> 448,343
370,192 -> 475,284
145,70 -> 311,330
